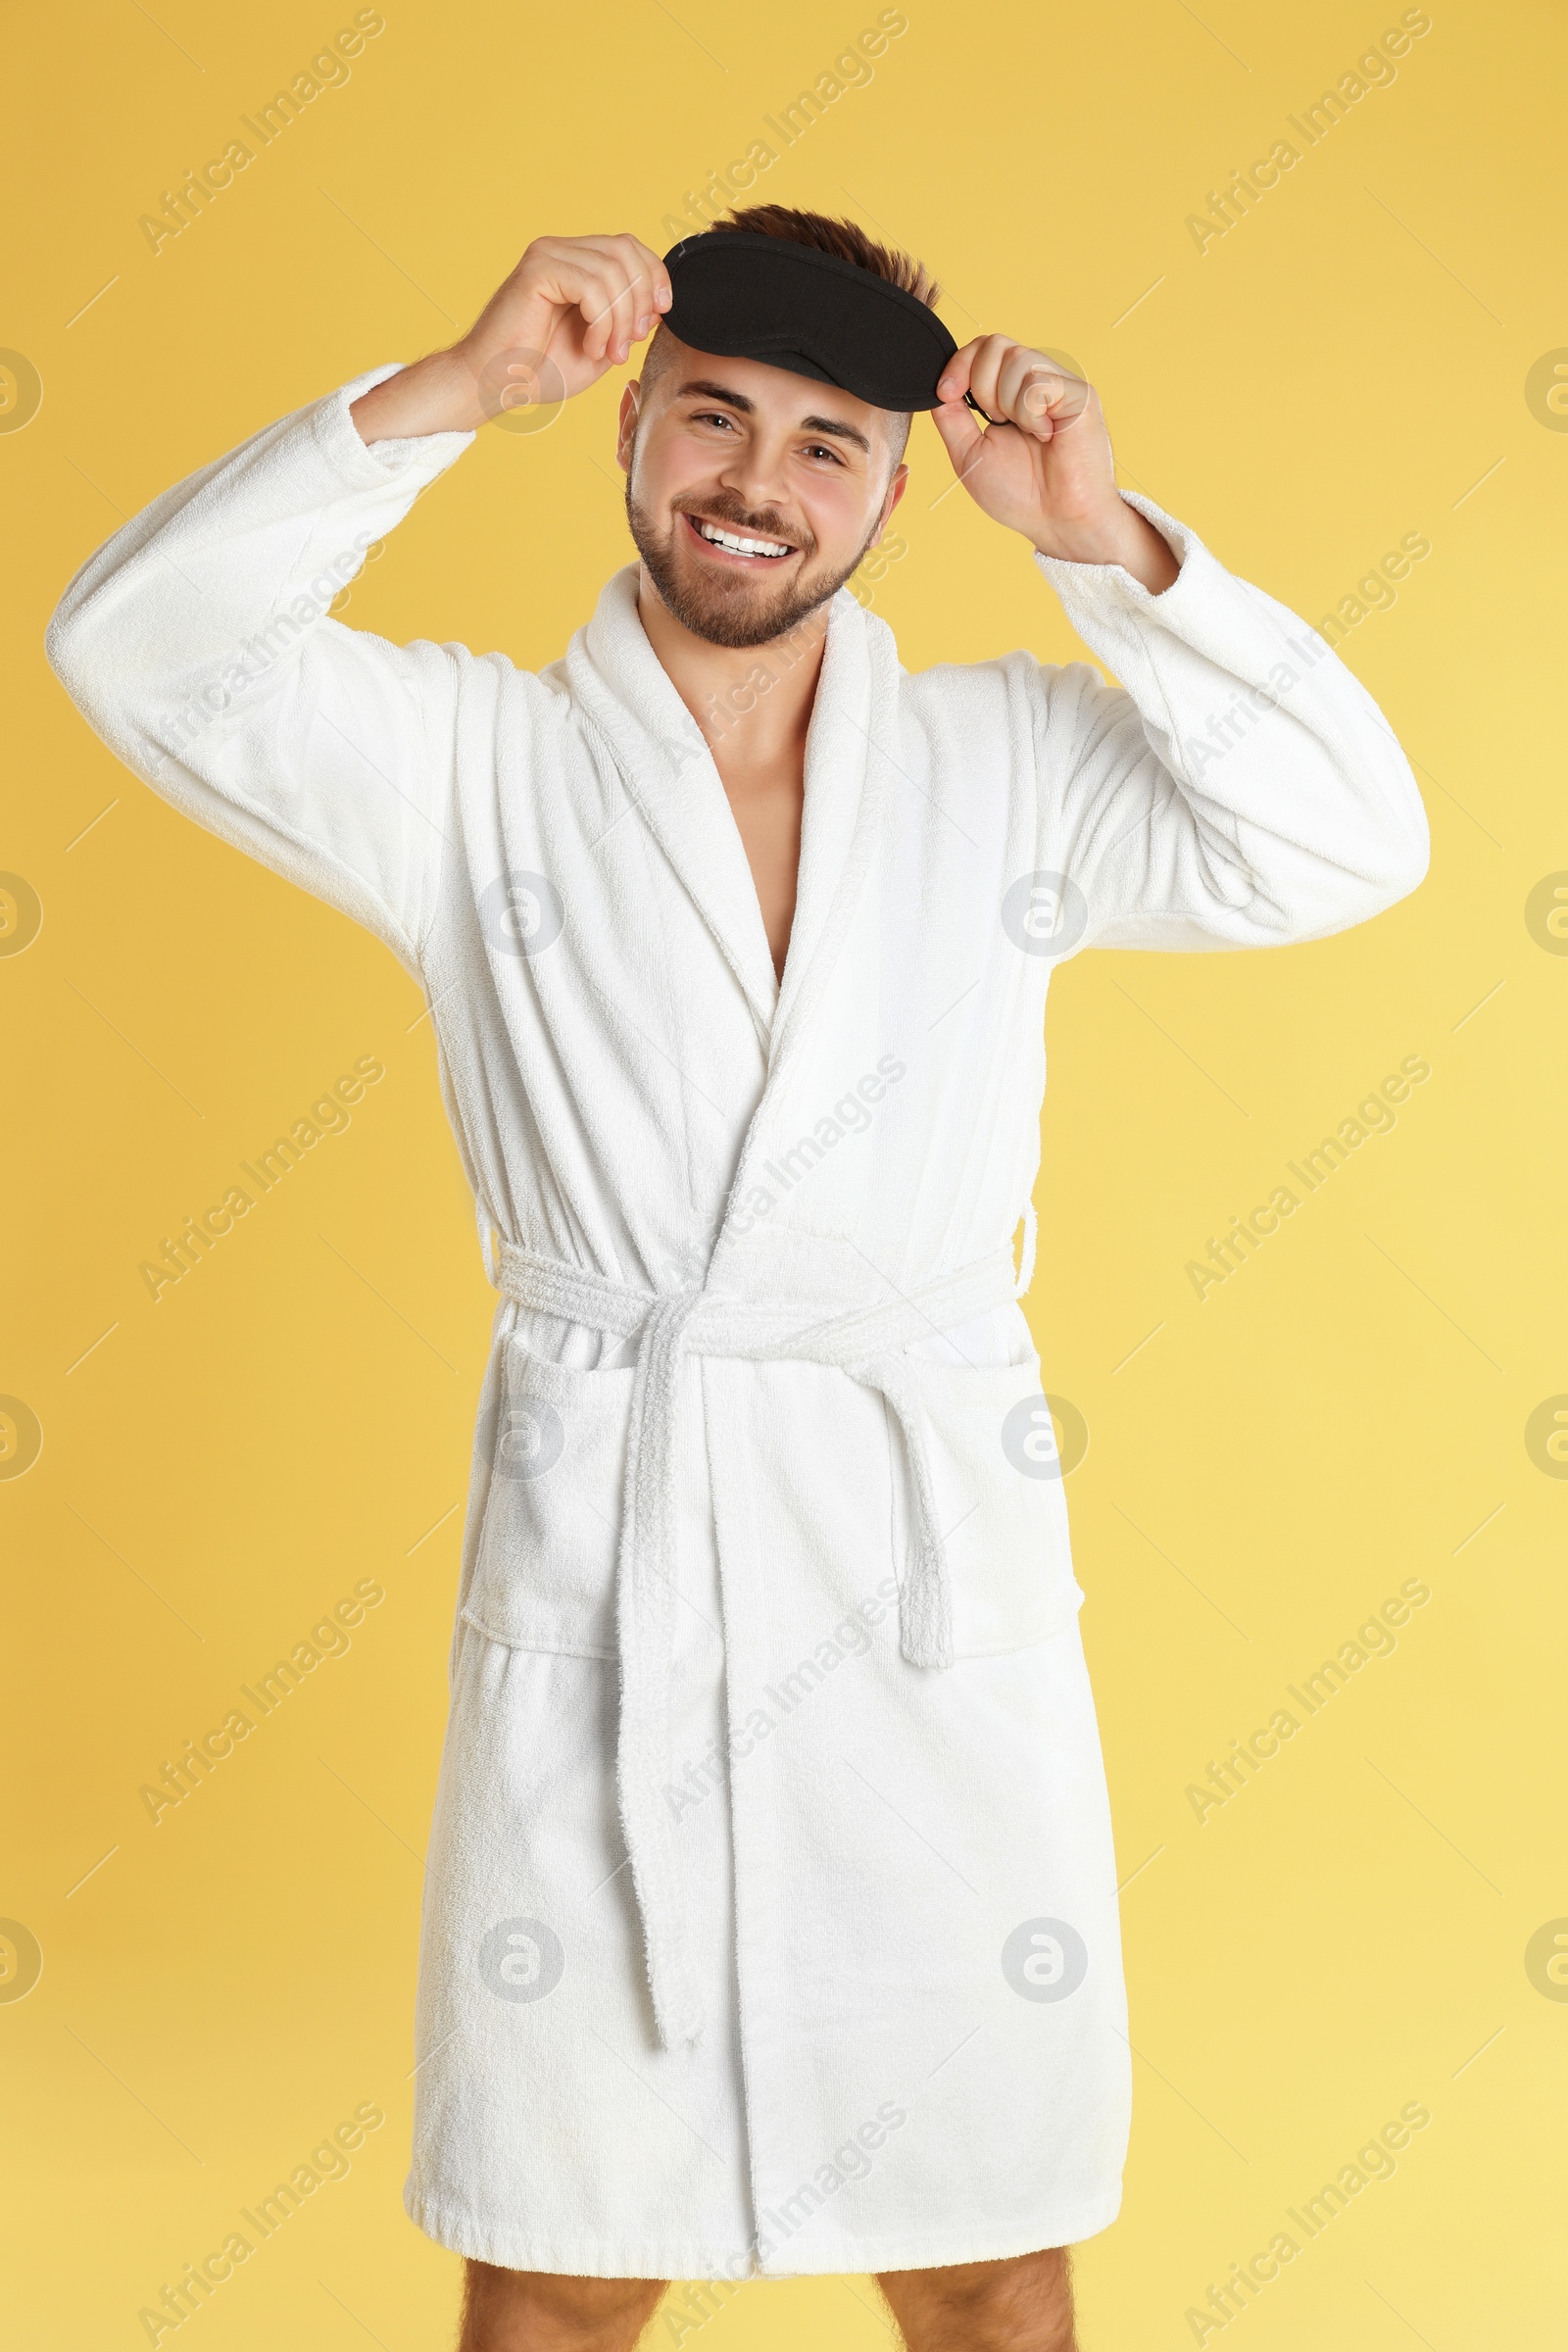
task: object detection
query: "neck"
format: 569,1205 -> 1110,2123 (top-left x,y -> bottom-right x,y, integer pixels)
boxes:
634,567 -> 831,769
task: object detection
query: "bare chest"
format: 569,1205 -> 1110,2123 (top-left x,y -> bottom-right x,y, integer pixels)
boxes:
711,748 -> 806,983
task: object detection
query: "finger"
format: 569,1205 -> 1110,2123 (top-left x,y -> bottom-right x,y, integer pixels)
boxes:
578,266 -> 636,364
965,335 -> 1016,425
1001,350 -> 1091,437
648,244 -> 673,314
517,243 -> 597,318
603,271 -> 640,365
586,236 -> 658,350
571,265 -> 613,361
579,234 -> 667,345
611,234 -> 672,332
606,231 -> 673,313
556,245 -> 634,361
935,339 -> 981,405
930,397 -> 988,481
997,351 -> 1062,440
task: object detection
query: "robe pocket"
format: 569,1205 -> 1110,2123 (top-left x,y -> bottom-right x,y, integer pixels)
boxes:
906,1360 -> 1085,1657
462,1339 -> 634,1658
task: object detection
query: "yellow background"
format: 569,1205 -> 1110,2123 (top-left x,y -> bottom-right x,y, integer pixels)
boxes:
3,0 -> 1564,2344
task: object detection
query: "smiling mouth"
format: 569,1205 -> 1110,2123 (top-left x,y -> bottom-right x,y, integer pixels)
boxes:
682,512 -> 797,563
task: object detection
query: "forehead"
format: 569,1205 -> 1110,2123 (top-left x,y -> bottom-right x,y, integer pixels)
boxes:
648,333 -> 892,449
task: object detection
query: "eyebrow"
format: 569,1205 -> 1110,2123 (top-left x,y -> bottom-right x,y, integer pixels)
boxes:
673,378 -> 873,456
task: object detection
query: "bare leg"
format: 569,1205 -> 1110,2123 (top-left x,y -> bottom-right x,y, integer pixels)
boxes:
457,2264 -> 668,2352
875,2248 -> 1078,2352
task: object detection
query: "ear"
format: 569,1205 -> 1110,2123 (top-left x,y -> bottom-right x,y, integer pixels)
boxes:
875,462 -> 909,540
615,381 -> 641,475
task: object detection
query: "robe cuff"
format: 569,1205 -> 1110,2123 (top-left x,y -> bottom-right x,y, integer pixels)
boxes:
308,362 -> 477,495
1032,490 -> 1217,622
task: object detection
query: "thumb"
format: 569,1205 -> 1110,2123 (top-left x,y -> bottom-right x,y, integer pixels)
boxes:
930,397 -> 987,481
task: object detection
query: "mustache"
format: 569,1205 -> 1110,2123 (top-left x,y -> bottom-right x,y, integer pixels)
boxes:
672,491 -> 815,558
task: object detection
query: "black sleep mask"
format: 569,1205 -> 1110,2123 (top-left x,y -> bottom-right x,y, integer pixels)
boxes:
661,229 -> 965,414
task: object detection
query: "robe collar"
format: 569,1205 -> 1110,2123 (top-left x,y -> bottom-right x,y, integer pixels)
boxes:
564,564 -> 903,1060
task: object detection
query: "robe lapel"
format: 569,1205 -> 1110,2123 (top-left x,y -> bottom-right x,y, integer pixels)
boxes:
765,583 -> 894,1074
566,568 -> 779,1037
716,591 -> 904,1248
564,567 -> 904,1237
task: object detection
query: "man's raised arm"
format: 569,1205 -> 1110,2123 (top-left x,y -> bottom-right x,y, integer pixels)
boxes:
349,233 -> 672,443
46,235 -> 669,974
930,336 -> 1430,952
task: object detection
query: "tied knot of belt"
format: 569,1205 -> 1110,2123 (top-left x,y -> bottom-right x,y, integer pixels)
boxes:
494,1235 -> 1030,2052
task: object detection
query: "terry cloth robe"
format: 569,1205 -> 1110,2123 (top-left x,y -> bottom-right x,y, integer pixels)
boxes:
47,365 -> 1430,2281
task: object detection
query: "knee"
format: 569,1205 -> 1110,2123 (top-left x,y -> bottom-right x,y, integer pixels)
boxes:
460,2263 -> 668,2348
877,2248 -> 1075,2351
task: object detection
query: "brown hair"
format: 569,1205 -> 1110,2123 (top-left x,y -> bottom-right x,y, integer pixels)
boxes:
706,204 -> 939,308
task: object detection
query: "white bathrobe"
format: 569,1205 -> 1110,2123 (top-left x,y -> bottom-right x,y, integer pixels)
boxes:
47,365 -> 1429,2281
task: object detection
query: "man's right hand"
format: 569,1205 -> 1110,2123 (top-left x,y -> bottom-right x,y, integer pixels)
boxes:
349,233 -> 672,444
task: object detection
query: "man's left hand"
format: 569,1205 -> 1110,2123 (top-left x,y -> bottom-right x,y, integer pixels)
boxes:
931,336 -> 1179,595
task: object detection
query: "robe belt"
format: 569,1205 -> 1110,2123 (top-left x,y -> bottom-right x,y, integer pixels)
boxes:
494,1239 -> 1022,2052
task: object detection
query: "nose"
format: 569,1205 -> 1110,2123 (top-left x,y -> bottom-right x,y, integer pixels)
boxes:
714,433 -> 791,521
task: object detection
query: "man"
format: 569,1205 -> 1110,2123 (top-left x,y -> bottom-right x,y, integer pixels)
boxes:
49,207 -> 1429,2351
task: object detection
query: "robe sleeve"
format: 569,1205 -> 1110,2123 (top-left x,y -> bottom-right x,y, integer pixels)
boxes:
1026,490 -> 1431,953
45,365 -> 476,975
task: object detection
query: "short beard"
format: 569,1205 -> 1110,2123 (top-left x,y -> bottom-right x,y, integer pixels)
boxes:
624,479 -> 882,651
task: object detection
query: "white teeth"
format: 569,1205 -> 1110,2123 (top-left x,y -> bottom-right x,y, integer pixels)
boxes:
694,518 -> 791,558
